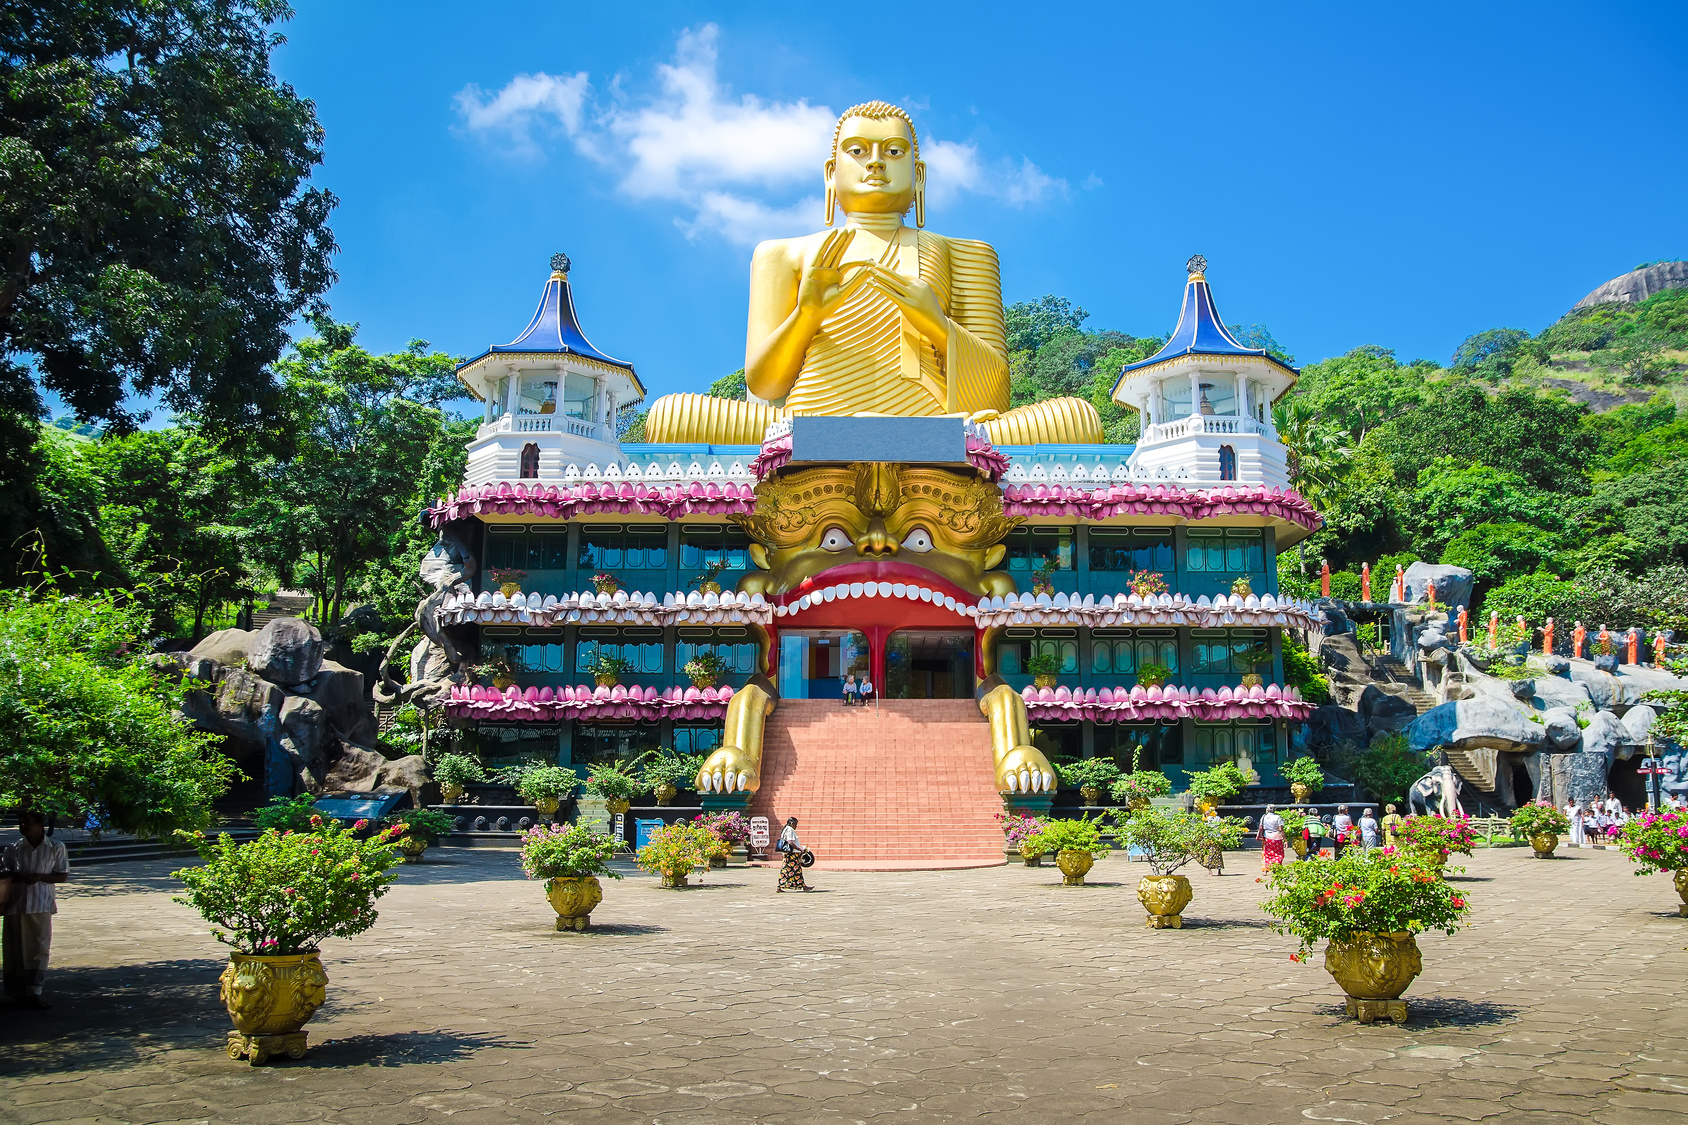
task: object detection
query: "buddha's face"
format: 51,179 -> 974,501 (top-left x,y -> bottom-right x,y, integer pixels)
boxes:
733,464 -> 1019,604
828,115 -> 921,216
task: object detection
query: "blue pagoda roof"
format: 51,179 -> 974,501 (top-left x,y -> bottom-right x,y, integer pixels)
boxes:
458,256 -> 640,390
1114,258 -> 1297,389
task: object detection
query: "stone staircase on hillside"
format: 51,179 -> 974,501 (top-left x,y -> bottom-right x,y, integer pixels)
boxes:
250,592 -> 315,631
1369,656 -> 1440,715
749,699 -> 1005,871
1373,657 -> 1497,793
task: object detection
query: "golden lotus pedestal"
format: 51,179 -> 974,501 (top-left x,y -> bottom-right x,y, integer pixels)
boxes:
1055,850 -> 1093,886
1325,932 -> 1422,1025
226,1030 -> 308,1065
1137,874 -> 1193,928
546,876 -> 604,931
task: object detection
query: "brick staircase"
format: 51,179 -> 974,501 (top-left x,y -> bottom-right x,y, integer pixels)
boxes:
749,699 -> 1006,871
250,591 -> 315,631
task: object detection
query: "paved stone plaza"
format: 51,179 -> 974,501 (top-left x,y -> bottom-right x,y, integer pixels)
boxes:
2,846 -> 1685,1125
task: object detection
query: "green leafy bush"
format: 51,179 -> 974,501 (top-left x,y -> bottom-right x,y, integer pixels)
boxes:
1281,633 -> 1331,704
1260,848 -> 1472,960
253,795 -> 319,833
1121,807 -> 1245,875
1283,756 -> 1326,792
515,766 -> 577,806
640,749 -> 706,792
584,759 -> 642,801
432,754 -> 486,789
1039,815 -> 1108,857
519,822 -> 623,880
1336,734 -> 1431,808
384,807 -> 455,843
1136,661 -> 1172,687
1057,757 -> 1122,792
0,587 -> 234,836
1110,769 -> 1172,805
173,816 -> 403,954
1026,651 -> 1062,677
1186,762 -> 1251,805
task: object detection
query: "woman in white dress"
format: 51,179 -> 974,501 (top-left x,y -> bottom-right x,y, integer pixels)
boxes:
1566,801 -> 1584,846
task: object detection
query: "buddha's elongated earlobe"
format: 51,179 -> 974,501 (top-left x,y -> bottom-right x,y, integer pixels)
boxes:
824,159 -> 836,227
914,161 -> 926,229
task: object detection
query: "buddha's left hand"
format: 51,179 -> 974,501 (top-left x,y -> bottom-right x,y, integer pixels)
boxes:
868,265 -> 949,349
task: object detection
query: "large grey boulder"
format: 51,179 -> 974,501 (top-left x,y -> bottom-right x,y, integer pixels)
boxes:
1403,562 -> 1474,613
1319,632 -> 1364,673
189,628 -> 257,669
322,744 -> 389,793
1564,752 -> 1613,806
1623,704 -> 1659,747
1305,705 -> 1368,751
376,756 -> 432,806
1540,706 -> 1583,751
1572,260 -> 1688,310
294,662 -> 379,747
1529,672 -> 1594,712
1359,684 -> 1419,736
1406,696 -> 1546,756
248,617 -> 325,686
1581,709 -> 1640,761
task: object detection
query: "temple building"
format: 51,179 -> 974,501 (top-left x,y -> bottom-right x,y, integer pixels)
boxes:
420,250 -> 1320,868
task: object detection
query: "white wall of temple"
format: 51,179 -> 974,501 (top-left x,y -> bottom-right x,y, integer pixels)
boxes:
1126,431 -> 1291,489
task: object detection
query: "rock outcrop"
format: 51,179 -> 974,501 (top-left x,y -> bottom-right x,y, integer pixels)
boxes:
1572,260 -> 1688,310
1402,562 -> 1474,614
158,619 -> 427,804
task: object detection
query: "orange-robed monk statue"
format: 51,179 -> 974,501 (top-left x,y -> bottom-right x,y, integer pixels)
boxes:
643,101 -> 1103,446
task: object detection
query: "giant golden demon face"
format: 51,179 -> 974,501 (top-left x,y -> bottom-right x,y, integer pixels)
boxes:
733,463 -> 1020,600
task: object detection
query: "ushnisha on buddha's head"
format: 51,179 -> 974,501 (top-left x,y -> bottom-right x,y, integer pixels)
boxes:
824,101 -> 926,227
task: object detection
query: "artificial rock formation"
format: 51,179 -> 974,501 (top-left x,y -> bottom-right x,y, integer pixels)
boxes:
158,618 -> 427,804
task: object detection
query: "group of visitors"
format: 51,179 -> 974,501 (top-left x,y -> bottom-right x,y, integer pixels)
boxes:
1256,802 -> 1401,871
840,674 -> 876,707
1564,794 -> 1645,845
3,810 -> 68,1010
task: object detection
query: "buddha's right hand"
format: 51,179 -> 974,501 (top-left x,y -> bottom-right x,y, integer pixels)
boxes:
795,228 -> 858,316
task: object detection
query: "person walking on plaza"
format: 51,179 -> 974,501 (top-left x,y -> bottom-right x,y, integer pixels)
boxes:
4,810 -> 69,1010
775,817 -> 811,892
1359,808 -> 1379,851
1258,804 -> 1286,871
1332,805 -> 1354,859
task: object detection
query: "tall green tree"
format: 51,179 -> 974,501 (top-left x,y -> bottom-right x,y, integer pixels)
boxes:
243,321 -> 459,630
0,0 -> 336,583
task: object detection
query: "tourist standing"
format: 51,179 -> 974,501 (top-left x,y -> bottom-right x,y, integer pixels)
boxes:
1258,804 -> 1286,871
1566,801 -> 1583,845
1381,804 -> 1404,848
4,810 -> 68,1010
1198,808 -> 1226,877
1359,808 -> 1379,851
775,817 -> 811,892
1332,805 -> 1354,859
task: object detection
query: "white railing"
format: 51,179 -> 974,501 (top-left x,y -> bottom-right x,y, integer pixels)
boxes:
1142,414 -> 1275,444
476,413 -> 604,441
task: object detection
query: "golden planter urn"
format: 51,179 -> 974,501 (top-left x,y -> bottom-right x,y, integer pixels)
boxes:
1034,674 -> 1058,689
1675,868 -> 1688,917
220,952 -> 328,1064
545,876 -> 604,931
1529,832 -> 1559,859
605,797 -> 631,815
1290,837 -> 1309,859
1055,849 -> 1094,886
595,673 -> 619,688
1020,848 -> 1045,867
697,581 -> 722,595
397,835 -> 428,862
439,782 -> 464,805
498,581 -> 522,598
1128,795 -> 1151,812
1290,782 -> 1312,803
1137,874 -> 1193,928
654,782 -> 678,806
1079,786 -> 1102,806
1324,931 -> 1422,1024
535,796 -> 560,820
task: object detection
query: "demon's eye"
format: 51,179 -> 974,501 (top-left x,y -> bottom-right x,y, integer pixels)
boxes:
901,527 -> 934,552
819,526 -> 852,551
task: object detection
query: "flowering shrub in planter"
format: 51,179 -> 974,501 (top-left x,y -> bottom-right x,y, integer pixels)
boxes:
1186,761 -> 1251,808
637,822 -> 710,887
1261,846 -> 1471,959
1510,803 -> 1571,838
252,795 -> 319,833
382,808 -> 455,859
1394,814 -> 1476,862
583,759 -> 641,804
173,816 -> 403,955
1122,808 -> 1245,877
996,811 -> 1045,847
1111,769 -> 1172,807
592,571 -> 620,594
1041,815 -> 1108,886
695,810 -> 751,847
1127,570 -> 1168,599
1057,757 -> 1122,799
683,650 -> 730,688
433,754 -> 486,802
515,766 -> 578,811
520,822 -> 623,882
1283,756 -> 1326,795
1618,809 -> 1688,875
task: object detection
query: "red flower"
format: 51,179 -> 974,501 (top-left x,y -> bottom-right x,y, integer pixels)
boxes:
1450,896 -> 1466,908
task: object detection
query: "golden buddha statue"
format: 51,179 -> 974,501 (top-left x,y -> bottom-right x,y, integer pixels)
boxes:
644,101 -> 1102,446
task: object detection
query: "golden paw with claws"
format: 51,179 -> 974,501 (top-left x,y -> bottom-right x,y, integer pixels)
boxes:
696,746 -> 759,795
997,744 -> 1055,795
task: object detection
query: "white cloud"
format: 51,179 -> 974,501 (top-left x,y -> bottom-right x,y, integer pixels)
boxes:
453,25 -> 1065,243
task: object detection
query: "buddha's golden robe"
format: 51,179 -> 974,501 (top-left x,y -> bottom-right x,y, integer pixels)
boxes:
644,228 -> 1102,446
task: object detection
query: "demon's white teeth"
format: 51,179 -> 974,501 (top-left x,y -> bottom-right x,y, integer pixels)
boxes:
778,582 -> 976,616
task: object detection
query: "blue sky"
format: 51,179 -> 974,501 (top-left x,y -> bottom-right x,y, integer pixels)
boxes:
258,0 -> 1684,409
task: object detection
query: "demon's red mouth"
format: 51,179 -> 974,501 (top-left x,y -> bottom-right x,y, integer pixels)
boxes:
771,559 -> 980,625
773,559 -> 977,607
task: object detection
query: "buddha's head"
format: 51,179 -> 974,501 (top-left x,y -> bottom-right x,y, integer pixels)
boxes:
825,101 -> 926,227
733,462 -> 1018,606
